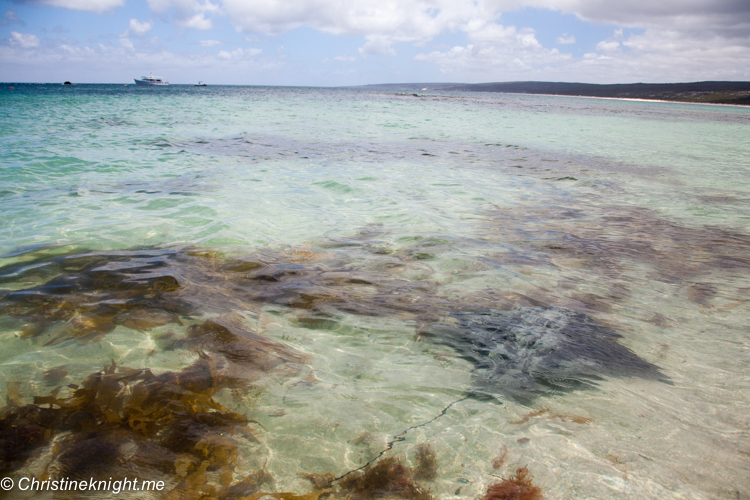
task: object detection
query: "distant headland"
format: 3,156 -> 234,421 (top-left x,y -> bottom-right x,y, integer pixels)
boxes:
361,81 -> 750,106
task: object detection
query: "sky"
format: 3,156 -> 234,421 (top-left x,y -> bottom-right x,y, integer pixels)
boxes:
1,0 -> 749,86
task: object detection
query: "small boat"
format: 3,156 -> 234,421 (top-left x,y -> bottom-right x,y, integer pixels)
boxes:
195,81 -> 207,87
134,72 -> 169,86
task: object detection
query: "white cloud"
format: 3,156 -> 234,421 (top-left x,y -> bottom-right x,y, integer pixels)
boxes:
118,18 -> 153,43
596,40 -> 620,52
4,0 -> 750,84
199,39 -> 221,47
147,0 -> 219,30
563,29 -> 750,82
213,0 -> 749,43
415,21 -> 571,78
531,0 -> 750,40
220,0 -> 498,50
416,18 -> 750,83
9,31 -> 40,48
217,47 -> 262,60
216,48 -> 235,60
333,55 -> 356,61
399,0 -> 749,82
212,0 -> 750,80
182,13 -> 213,30
20,0 -> 124,13
129,19 -> 154,36
359,35 -> 396,56
15,0 -> 750,49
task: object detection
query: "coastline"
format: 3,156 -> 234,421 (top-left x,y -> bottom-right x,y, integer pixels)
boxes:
365,80 -> 750,107
457,90 -> 750,107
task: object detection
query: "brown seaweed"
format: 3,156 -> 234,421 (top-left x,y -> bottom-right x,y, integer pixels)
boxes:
509,409 -> 551,425
351,431 -> 375,446
300,472 -> 335,490
0,357 -> 263,492
186,316 -> 311,369
0,249 -> 196,345
0,281 -> 322,497
337,456 -> 433,500
686,283 -> 717,307
242,491 -> 332,500
42,365 -> 69,384
0,243 -> 438,492
115,308 -> 184,329
0,245 -> 438,348
0,400 -> 57,474
221,464 -> 276,498
482,204 -> 750,287
510,408 -> 593,425
412,443 -> 438,481
482,467 -> 543,500
491,446 -> 509,470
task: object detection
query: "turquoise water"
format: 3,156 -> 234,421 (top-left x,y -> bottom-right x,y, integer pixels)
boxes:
1,84 -> 749,499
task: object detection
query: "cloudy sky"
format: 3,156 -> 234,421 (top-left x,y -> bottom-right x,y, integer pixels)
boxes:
1,0 -> 749,85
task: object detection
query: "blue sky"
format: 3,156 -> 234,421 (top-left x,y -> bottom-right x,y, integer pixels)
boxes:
1,0 -> 748,85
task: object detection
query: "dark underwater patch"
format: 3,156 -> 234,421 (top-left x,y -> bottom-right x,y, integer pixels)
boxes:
0,244 -> 667,404
481,204 -> 750,283
0,240 -> 671,496
424,306 -> 668,404
0,244 -> 436,347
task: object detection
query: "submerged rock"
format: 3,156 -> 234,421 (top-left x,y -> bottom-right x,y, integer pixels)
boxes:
425,306 -> 668,403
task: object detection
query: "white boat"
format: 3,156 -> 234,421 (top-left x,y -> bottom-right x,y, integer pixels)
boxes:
134,72 -> 169,86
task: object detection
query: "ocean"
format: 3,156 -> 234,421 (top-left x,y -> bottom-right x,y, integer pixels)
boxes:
1,84 -> 749,499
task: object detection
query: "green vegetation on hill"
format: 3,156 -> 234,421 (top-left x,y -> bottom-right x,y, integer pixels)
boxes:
363,81 -> 750,105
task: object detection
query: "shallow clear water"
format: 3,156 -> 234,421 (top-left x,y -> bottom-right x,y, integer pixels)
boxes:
1,84 -> 749,499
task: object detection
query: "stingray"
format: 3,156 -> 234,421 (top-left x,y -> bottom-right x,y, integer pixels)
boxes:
424,306 -> 669,403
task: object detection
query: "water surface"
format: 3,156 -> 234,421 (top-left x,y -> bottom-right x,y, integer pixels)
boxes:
1,84 -> 749,499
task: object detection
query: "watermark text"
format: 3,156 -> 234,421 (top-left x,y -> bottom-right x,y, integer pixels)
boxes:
1,476 -> 164,494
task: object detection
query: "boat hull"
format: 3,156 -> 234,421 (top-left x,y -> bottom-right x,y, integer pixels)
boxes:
134,79 -> 169,86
